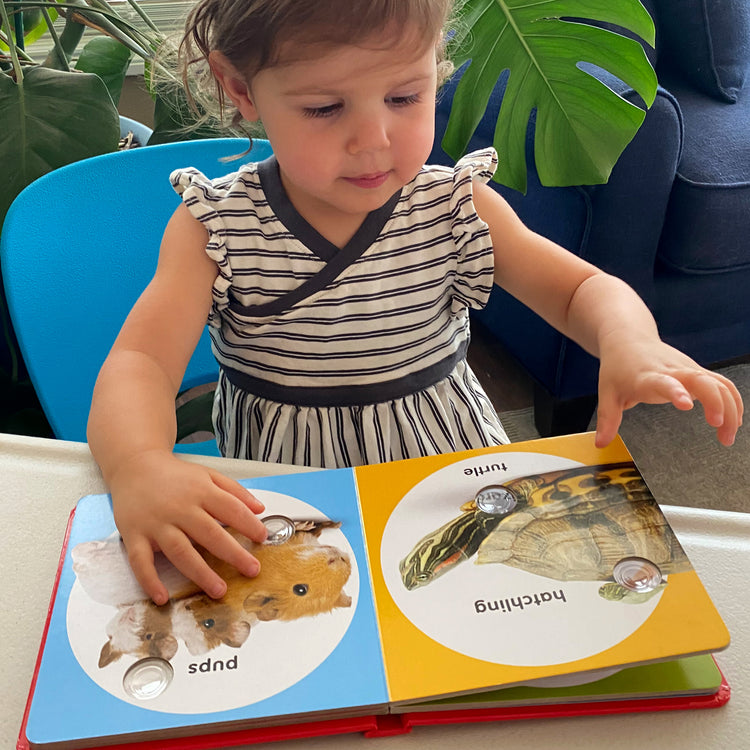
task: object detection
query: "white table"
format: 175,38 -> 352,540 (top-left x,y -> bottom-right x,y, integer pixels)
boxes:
3,433 -> 749,750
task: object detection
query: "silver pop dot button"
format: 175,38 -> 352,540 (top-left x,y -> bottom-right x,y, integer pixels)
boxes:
122,658 -> 173,700
475,485 -> 517,515
262,515 -> 296,545
613,557 -> 664,592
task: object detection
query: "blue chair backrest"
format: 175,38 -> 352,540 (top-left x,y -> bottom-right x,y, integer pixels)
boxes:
0,138 -> 273,452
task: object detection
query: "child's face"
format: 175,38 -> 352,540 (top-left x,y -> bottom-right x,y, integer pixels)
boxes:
230,32 -> 438,235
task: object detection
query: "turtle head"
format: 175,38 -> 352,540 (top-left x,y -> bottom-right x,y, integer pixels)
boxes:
398,509 -> 496,591
398,535 -> 445,590
399,560 -> 433,591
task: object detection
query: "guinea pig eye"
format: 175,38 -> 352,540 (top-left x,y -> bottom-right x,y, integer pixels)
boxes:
293,584 -> 308,596
202,619 -> 215,629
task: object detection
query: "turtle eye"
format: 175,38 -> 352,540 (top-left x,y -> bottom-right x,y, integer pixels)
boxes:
202,618 -> 215,629
293,584 -> 308,596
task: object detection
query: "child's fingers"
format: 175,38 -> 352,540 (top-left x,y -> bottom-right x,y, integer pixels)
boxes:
705,378 -> 742,446
659,371 -> 742,445
702,372 -> 744,425
126,535 -> 170,606
596,371 -> 692,446
594,420 -> 619,448
594,391 -> 623,448
186,514 -> 262,580
699,380 -> 727,428
157,526 -> 229,600
206,474 -> 269,545
716,420 -> 738,447
211,471 -> 266,515
638,372 -> 693,410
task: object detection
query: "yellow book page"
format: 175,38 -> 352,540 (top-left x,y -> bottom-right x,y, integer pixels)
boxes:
354,433 -> 729,704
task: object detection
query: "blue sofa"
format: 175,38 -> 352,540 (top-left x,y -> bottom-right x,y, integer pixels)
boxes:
431,0 -> 750,435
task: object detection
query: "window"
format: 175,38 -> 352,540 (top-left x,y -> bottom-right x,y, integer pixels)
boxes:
22,0 -> 195,74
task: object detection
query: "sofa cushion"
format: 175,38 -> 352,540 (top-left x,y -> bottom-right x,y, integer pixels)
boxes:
658,72 -> 750,273
656,0 -> 750,103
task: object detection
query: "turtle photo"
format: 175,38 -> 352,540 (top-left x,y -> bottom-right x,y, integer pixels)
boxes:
398,462 -> 692,603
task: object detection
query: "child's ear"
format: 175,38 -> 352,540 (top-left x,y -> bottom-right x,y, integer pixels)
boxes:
208,51 -> 260,121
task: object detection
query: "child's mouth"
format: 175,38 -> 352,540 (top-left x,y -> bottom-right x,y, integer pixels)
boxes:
343,172 -> 390,189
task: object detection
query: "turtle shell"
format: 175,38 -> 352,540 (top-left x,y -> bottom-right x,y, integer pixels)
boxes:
475,463 -> 692,582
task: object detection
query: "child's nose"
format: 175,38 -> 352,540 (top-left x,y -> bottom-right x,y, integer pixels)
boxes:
347,114 -> 390,155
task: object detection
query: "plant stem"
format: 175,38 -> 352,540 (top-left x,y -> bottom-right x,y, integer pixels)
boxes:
0,34 -> 35,62
13,2 -> 24,51
125,0 -> 160,35
0,0 -> 24,82
42,14 -> 83,68
67,8 -> 153,58
41,7 -> 70,71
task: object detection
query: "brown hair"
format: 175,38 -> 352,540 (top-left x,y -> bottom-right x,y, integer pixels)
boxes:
176,0 -> 455,131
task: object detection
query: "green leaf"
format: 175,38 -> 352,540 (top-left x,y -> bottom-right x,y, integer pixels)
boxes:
0,66 -> 119,227
0,6 -> 44,48
75,36 -> 132,105
445,0 -> 657,192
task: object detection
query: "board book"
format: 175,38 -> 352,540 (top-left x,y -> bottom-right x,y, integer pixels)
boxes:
18,433 -> 730,750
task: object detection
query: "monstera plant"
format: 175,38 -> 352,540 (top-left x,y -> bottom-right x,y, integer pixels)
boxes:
445,0 -> 657,193
0,0 -> 166,434
0,0 -> 229,434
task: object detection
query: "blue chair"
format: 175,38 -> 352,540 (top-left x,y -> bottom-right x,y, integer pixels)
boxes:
0,138 -> 273,455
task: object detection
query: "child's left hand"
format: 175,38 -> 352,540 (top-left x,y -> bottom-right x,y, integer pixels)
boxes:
594,338 -> 744,448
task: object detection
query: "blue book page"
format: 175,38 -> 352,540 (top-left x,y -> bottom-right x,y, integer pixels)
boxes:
26,468 -> 387,748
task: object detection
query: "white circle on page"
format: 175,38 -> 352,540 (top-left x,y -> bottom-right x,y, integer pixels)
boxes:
381,452 -> 664,666
66,491 -> 358,714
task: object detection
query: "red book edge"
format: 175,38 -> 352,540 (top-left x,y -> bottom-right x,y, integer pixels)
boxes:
17,508 -> 731,750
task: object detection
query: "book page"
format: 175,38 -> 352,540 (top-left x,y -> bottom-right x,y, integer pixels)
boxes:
355,433 -> 730,704
26,469 -> 387,748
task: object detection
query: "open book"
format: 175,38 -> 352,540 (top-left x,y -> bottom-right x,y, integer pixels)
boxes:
18,433 -> 730,749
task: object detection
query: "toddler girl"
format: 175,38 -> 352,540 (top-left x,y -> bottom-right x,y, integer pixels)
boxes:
88,0 -> 742,604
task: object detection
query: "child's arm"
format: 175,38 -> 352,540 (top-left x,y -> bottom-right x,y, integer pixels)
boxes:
472,183 -> 743,447
87,204 -> 268,605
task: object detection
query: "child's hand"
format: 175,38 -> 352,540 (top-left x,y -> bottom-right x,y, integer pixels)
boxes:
109,450 -> 268,605
594,339 -> 744,448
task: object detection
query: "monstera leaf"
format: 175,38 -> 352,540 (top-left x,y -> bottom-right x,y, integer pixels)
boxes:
445,0 -> 658,192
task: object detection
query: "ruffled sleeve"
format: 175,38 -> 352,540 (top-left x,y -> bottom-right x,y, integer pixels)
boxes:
449,148 -> 498,313
171,167 -> 238,327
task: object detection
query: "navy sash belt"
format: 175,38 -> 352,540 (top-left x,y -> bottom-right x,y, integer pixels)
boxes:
220,340 -> 469,408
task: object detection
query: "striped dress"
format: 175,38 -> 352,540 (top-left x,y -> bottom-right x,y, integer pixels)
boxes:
171,148 -> 509,468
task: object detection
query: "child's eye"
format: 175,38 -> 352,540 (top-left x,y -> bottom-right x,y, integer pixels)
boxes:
303,103 -> 342,118
388,94 -> 421,107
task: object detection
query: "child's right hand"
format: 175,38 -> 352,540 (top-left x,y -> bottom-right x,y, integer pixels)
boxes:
108,449 -> 268,605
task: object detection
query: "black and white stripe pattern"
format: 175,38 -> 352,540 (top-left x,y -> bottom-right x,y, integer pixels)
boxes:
172,149 -> 508,467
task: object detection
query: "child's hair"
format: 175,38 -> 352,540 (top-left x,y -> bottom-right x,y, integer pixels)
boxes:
177,0 -> 456,131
